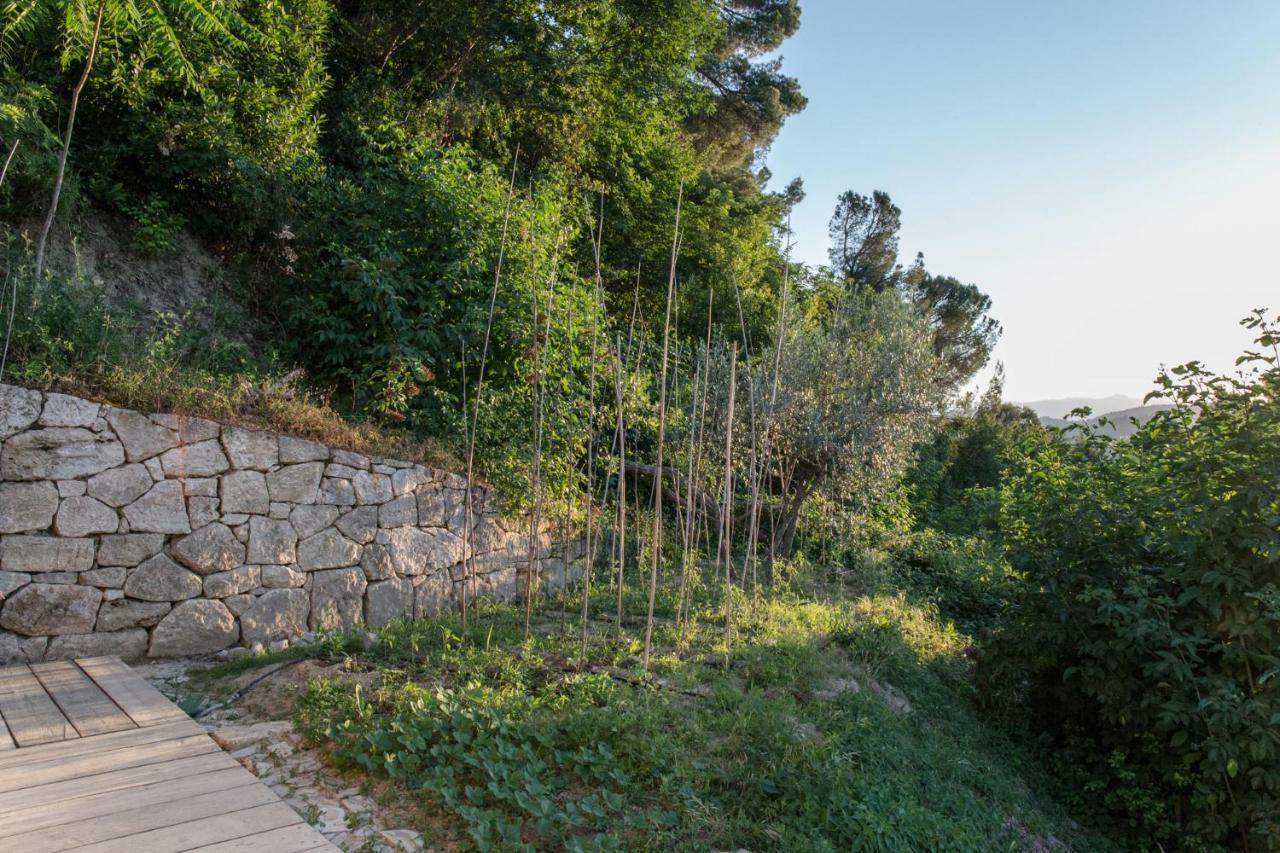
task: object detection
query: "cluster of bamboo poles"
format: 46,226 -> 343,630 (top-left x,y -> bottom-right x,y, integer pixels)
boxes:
454,160 -> 796,669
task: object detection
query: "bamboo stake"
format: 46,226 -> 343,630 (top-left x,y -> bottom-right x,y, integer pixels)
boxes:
642,182 -> 683,671
612,334 -> 627,633
581,195 -> 604,656
524,264 -> 557,640
722,341 -> 738,660
461,146 -> 520,629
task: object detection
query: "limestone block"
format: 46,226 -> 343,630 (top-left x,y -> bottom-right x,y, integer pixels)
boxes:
149,599 -> 238,657
221,470 -> 269,515
279,435 -> 329,464
297,528 -> 361,571
0,481 -> 59,533
95,598 -> 170,631
0,535 -> 95,573
86,463 -> 153,507
266,462 -> 323,504
365,578 -> 413,627
309,567 -> 366,631
0,583 -> 101,635
123,553 -> 203,601
172,522 -> 245,575
335,506 -> 378,545
0,384 -> 43,439
54,496 -> 118,537
39,393 -> 100,428
159,439 -> 230,477
290,504 -> 339,539
105,407 -> 178,461
96,533 -> 165,566
247,516 -> 297,565
1,427 -> 125,480
240,588 -> 310,645
122,480 -> 191,533
221,427 -> 278,471
46,629 -> 146,662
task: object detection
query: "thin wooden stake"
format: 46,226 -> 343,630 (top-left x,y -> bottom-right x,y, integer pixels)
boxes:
722,342 -> 738,660
642,182 -> 683,671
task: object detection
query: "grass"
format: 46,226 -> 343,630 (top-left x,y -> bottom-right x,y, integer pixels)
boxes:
215,570 -> 1121,852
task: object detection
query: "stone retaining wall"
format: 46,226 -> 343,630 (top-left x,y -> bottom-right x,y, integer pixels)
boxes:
0,384 -> 576,662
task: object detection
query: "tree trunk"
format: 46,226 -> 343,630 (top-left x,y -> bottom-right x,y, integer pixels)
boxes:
34,0 -> 105,284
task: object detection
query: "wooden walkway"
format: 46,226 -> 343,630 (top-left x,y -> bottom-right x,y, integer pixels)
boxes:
0,656 -> 338,852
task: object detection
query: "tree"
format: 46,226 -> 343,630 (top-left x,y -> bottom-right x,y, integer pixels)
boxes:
901,257 -> 1003,388
1,0 -> 253,280
827,189 -> 901,292
763,288 -> 939,558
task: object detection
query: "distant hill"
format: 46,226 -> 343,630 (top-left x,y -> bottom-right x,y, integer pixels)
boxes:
1016,394 -> 1144,419
1039,404 -> 1174,438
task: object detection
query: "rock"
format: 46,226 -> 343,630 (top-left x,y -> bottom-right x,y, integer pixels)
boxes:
96,533 -> 165,566
95,599 -> 170,632
224,594 -> 254,616
331,449 -> 369,470
46,629 -> 147,661
0,583 -> 101,635
144,457 -> 164,480
418,487 -> 465,529
297,528 -> 361,571
352,470 -> 394,505
365,578 -> 413,627
240,588 -> 310,645
247,516 -> 298,565
86,463 -> 153,507
324,463 -> 362,479
203,565 -> 260,598
56,480 -> 86,497
124,553 -> 203,601
222,427 -> 278,471
382,526 -> 462,576
0,632 -> 47,664
310,567 -> 367,631
290,505 -> 339,539
0,481 -> 59,533
105,407 -> 178,461
266,462 -> 323,504
171,523 -> 245,575
39,393 -> 100,427
268,639 -> 290,652
378,495 -> 417,528
150,413 -> 220,443
53,496 -> 118,537
392,466 -> 430,497
122,480 -> 191,533
159,439 -> 229,477
80,565 -> 127,588
0,384 -> 43,439
279,435 -> 329,464
359,543 -> 395,581
188,496 -> 221,529
185,477 -> 218,497
221,470 -> 269,515
149,599 -> 238,657
1,427 -> 125,480
318,477 -> 355,506
413,573 -> 454,619
210,720 -> 295,752
0,570 -> 31,600
0,535 -> 95,573
269,502 -> 290,519
378,829 -> 425,853
335,506 -> 378,544
103,589 -> 124,601
261,565 -> 306,589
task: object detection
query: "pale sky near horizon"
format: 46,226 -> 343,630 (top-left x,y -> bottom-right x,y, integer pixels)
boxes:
763,0 -> 1280,402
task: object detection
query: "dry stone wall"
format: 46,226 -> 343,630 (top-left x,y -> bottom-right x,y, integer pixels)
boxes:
0,384 -> 576,663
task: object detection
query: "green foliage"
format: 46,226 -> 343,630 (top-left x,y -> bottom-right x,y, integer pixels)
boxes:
988,312 -> 1280,849
290,587 -> 1113,851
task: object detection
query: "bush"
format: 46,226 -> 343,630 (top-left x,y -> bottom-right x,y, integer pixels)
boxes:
988,312 -> 1280,848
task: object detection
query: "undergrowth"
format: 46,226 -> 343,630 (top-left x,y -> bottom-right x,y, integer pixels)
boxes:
260,576 -> 1118,852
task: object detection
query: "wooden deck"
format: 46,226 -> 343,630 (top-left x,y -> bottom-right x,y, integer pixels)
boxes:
0,656 -> 338,852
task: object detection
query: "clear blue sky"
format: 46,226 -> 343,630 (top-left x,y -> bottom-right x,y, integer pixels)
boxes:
764,0 -> 1280,402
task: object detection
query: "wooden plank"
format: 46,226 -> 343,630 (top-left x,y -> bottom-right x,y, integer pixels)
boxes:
0,731 -> 223,794
190,823 -> 341,852
72,801 -> 306,853
29,660 -> 137,737
75,656 -> 191,727
0,766 -> 251,838
2,781 -> 280,852
2,751 -> 239,813
0,718 -> 202,772
0,663 -> 77,746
